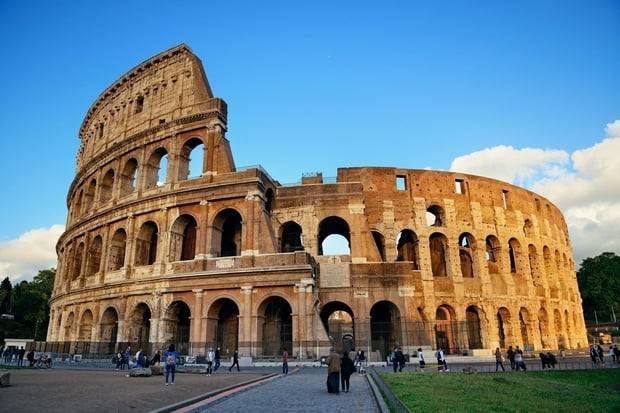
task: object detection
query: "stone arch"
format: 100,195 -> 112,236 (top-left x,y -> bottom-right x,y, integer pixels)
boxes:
78,310 -> 94,342
164,300 -> 191,354
135,221 -> 159,265
523,219 -> 533,237
496,307 -> 514,348
435,304 -> 458,353
72,242 -> 85,280
120,158 -> 139,196
320,301 -> 355,353
86,236 -> 103,276
74,189 -> 84,218
211,208 -> 243,257
64,311 -> 75,341
170,214 -> 198,261
465,305 -> 483,349
100,168 -> 115,203
543,246 -> 558,298
318,216 -> 351,255
257,296 -> 293,356
538,307 -> 551,349
84,179 -> 97,213
108,229 -> 127,271
554,308 -> 566,349
519,307 -> 532,349
128,302 -> 152,349
485,235 -> 501,274
100,307 -> 119,353
458,233 -> 476,278
370,230 -> 386,262
145,147 -> 168,188
508,238 -> 521,274
206,298 -> 240,357
564,309 -> 573,348
396,229 -> 420,269
371,301 -> 402,360
178,137 -> 205,180
429,232 -> 449,277
280,221 -> 303,252
426,204 -> 445,226
528,244 -> 545,296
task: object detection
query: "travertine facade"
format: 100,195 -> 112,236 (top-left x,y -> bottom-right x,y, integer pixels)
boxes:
47,44 -> 587,359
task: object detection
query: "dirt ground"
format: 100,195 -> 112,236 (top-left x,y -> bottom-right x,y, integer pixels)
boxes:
0,368 -> 264,413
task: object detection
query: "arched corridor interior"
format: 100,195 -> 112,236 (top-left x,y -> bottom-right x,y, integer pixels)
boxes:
370,301 -> 401,360
320,301 -> 355,354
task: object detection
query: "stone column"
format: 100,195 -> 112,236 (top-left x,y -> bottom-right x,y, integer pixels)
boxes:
191,289 -> 205,355
239,286 -> 253,357
124,214 -> 136,279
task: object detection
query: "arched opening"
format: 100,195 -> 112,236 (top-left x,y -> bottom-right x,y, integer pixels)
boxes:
564,309 -> 573,348
207,298 -> 240,357
465,306 -> 483,349
554,309 -> 565,349
528,244 -> 545,296
74,190 -> 83,218
265,188 -> 274,214
320,301 -> 355,354
211,209 -> 243,257
86,236 -> 103,276
100,169 -> 115,203
145,148 -> 168,188
543,246 -> 558,298
179,138 -> 205,180
84,179 -> 96,213
426,205 -> 445,226
100,307 -> 119,354
78,310 -> 93,342
164,301 -> 191,355
429,232 -> 449,277
370,301 -> 401,360
64,312 -> 75,342
135,221 -> 158,266
508,238 -> 520,273
108,229 -> 127,271
519,308 -> 531,349
485,235 -> 501,274
458,233 -> 476,278
435,305 -> 457,354
280,221 -> 303,252
497,307 -> 512,349
72,242 -> 85,280
370,230 -> 386,262
129,303 -> 151,350
396,229 -> 420,269
538,307 -> 550,349
259,296 -> 293,357
318,216 -> 351,255
169,215 -> 198,261
120,158 -> 139,196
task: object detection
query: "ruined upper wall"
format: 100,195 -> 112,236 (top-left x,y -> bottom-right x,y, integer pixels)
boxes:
76,44 -> 224,171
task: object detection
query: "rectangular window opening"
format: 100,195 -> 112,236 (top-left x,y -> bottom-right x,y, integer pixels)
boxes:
455,179 -> 465,194
396,175 -> 407,191
502,190 -> 511,209
135,96 -> 144,114
535,198 -> 541,211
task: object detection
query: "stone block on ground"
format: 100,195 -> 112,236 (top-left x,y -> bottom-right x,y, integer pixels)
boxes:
150,365 -> 163,375
129,367 -> 152,377
0,370 -> 10,387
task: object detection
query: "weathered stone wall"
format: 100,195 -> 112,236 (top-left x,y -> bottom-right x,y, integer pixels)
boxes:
47,45 -> 587,359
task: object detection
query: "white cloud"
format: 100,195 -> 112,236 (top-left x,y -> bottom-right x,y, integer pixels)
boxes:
0,225 -> 65,283
449,120 -> 620,264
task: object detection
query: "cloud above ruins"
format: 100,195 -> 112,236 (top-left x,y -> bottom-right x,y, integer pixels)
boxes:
0,224 -> 65,283
450,119 -> 620,264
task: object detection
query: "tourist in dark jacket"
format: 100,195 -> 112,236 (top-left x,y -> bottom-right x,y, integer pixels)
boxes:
214,347 -> 221,371
507,346 -> 516,370
546,352 -> 557,369
229,349 -> 240,372
340,352 -> 355,393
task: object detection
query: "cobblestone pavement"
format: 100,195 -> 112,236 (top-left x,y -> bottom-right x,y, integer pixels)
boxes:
201,368 -> 378,413
0,368 -> 265,413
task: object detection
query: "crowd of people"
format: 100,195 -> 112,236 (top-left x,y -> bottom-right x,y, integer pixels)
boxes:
1,346 -> 52,368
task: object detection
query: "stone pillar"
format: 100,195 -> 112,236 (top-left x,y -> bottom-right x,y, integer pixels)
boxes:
124,214 -> 136,279
239,286 -> 253,357
191,289 -> 205,355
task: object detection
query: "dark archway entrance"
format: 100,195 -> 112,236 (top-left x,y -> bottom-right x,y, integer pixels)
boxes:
370,301 -> 401,361
435,305 -> 458,354
320,301 -> 355,354
259,297 -> 293,357
165,301 -> 191,355
207,298 -> 239,357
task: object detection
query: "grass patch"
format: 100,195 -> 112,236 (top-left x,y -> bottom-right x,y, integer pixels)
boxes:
381,369 -> 620,413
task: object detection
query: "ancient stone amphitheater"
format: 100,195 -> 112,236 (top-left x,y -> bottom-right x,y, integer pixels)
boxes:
46,44 -> 587,360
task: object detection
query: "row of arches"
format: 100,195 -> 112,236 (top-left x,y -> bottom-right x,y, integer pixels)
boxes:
72,138 -> 205,220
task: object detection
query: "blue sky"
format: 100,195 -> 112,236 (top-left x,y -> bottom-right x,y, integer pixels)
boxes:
0,1 -> 619,278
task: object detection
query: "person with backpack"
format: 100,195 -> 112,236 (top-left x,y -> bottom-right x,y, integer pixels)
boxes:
435,348 -> 447,371
206,348 -> 215,376
136,348 -> 146,367
326,347 -> 340,394
164,344 -> 178,386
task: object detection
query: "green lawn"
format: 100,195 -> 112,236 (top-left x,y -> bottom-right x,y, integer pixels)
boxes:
381,368 -> 620,413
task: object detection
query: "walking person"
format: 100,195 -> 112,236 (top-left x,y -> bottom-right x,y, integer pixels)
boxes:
17,347 -> 25,367
229,349 -> 240,372
326,347 -> 340,394
206,348 -> 215,376
391,347 -> 399,372
613,344 -> 619,364
124,346 -> 132,368
436,347 -> 448,371
214,347 -> 221,371
164,344 -> 178,386
136,348 -> 146,367
151,350 -> 161,366
357,350 -> 366,375
396,347 -> 406,372
282,349 -> 289,374
340,351 -> 355,393
514,346 -> 526,371
589,345 -> 598,366
495,347 -> 505,371
507,346 -> 516,370
596,344 -> 605,365
417,348 -> 426,370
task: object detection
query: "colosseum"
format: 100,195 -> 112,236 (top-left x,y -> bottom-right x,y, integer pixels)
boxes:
46,44 -> 587,361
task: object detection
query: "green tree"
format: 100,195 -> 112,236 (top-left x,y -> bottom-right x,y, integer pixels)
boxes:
0,276 -> 12,314
577,252 -> 620,322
